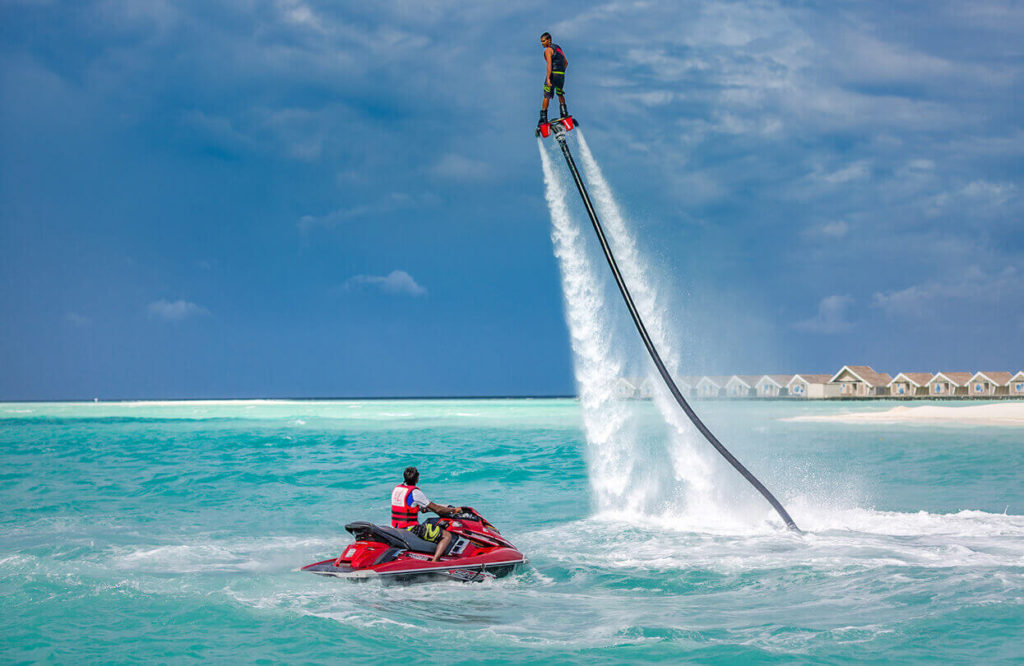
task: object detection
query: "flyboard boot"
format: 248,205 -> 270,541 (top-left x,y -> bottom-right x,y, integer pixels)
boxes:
559,101 -> 568,120
536,111 -> 576,138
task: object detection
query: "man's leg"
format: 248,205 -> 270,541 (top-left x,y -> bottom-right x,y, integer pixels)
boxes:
431,529 -> 451,562
540,81 -> 553,125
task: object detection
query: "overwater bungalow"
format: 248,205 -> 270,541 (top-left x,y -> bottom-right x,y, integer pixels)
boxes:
926,372 -> 972,397
1011,372 -> 1024,396
968,371 -> 1013,397
756,375 -> 794,397
829,365 -> 893,397
614,377 -> 640,399
725,375 -> 761,398
888,373 -> 933,398
786,374 -> 836,399
696,376 -> 730,398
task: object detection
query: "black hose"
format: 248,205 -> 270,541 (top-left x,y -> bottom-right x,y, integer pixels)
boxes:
553,131 -> 800,533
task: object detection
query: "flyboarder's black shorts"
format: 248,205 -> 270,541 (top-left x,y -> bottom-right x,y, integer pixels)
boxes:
544,72 -> 565,99
408,517 -> 444,543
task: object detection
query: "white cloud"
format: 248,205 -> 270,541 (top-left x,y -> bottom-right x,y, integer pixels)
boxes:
257,107 -> 336,162
298,193 -> 415,231
276,0 -> 325,32
624,49 -> 709,81
344,270 -> 426,296
180,111 -> 256,154
820,221 -> 849,237
900,159 -> 936,175
65,312 -> 92,327
872,283 -> 931,318
960,180 -> 1018,204
666,170 -> 727,205
793,295 -> 854,334
147,299 -> 209,322
429,153 -> 492,181
637,91 -> 674,107
299,205 -> 372,230
803,220 -> 849,240
817,161 -> 872,185
95,0 -> 180,35
872,266 -> 1023,318
924,179 -> 1019,218
835,32 -> 955,84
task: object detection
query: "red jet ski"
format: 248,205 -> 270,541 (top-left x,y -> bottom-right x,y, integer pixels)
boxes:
301,508 -> 526,583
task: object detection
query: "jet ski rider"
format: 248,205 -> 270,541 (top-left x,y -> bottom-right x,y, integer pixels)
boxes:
391,466 -> 465,562
538,32 -> 568,129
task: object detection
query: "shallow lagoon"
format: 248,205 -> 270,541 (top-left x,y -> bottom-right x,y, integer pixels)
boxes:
2,399 -> 1022,663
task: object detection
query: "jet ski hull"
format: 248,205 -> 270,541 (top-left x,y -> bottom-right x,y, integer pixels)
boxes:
302,550 -> 526,583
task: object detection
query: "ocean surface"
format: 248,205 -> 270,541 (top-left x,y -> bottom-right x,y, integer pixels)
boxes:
2,398 -> 1022,663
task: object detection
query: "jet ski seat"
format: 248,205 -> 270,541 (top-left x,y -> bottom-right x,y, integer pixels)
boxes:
345,521 -> 451,555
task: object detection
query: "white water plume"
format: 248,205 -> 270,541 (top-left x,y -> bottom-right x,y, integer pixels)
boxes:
541,133 -> 776,529
574,132 -> 678,370
574,131 -> 726,524
539,139 -> 655,512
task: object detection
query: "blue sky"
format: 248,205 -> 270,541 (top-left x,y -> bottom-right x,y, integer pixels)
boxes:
1,1 -> 1021,400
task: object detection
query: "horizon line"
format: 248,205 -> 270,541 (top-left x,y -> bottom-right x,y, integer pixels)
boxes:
0,394 -> 580,404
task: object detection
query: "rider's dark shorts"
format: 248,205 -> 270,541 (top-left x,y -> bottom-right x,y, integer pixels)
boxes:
544,72 -> 565,99
408,517 -> 445,543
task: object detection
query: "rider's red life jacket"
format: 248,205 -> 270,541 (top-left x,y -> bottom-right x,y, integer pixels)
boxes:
390,484 -> 421,528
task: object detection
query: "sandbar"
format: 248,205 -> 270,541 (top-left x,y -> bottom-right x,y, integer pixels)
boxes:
784,402 -> 1024,426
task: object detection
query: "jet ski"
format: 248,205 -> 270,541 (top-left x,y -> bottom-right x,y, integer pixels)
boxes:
301,508 -> 526,583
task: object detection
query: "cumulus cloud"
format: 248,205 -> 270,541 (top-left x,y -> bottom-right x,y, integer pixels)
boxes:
815,161 -> 872,185
298,193 -> 416,231
960,180 -> 1018,205
180,110 -> 257,155
834,32 -> 956,85
872,266 -> 1023,318
429,153 -> 493,181
146,299 -> 209,322
276,0 -> 325,32
257,107 -> 334,162
793,295 -> 854,334
65,312 -> 92,327
803,220 -> 849,240
344,270 -> 426,296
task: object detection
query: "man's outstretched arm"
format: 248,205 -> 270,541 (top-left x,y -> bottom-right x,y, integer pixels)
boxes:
426,501 -> 459,517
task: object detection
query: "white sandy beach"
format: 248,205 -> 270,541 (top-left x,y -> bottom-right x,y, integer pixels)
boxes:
785,402 -> 1024,426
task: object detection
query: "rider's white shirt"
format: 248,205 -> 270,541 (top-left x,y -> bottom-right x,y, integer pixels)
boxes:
409,488 -> 430,508
392,485 -> 430,509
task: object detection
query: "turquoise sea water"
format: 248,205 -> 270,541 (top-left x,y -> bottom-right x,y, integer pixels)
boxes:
2,398 -> 1022,663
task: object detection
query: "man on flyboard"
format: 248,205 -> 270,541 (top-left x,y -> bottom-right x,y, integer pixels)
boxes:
538,32 -> 569,131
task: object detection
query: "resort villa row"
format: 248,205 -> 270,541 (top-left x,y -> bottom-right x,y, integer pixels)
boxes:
614,366 -> 1024,400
